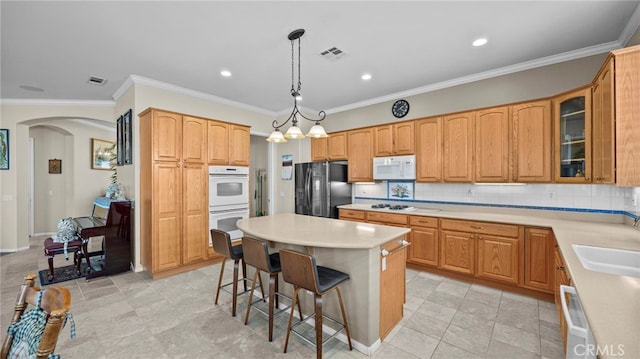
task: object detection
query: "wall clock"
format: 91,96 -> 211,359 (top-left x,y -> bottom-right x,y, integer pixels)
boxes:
392,99 -> 410,118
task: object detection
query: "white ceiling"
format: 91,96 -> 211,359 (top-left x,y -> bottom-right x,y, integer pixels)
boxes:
2,1 -> 639,115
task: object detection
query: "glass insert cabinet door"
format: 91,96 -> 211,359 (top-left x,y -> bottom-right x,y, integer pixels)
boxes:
554,87 -> 591,182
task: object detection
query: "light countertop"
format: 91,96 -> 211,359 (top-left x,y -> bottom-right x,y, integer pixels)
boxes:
339,204 -> 640,358
236,213 -> 410,249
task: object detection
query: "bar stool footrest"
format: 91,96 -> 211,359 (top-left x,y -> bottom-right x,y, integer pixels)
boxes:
290,312 -> 347,348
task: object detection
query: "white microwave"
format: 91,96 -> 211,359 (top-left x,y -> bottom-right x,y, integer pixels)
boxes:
373,155 -> 416,180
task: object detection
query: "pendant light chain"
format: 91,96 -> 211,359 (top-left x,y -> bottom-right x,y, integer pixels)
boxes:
267,28 -> 328,143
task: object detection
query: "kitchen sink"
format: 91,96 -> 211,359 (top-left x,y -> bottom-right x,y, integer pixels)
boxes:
572,244 -> 640,278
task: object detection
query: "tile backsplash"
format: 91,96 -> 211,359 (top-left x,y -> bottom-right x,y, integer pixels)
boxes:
354,182 -> 640,219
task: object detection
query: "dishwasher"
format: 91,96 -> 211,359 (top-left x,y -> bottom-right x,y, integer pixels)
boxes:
560,285 -> 597,359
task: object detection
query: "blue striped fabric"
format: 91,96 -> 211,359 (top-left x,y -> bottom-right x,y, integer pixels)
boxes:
5,291 -> 76,359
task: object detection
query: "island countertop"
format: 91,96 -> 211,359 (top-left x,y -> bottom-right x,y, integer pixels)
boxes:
237,213 -> 410,249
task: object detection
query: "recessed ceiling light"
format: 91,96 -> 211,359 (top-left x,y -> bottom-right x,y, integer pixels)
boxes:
19,85 -> 44,92
361,73 -> 372,81
220,70 -> 232,77
473,38 -> 488,47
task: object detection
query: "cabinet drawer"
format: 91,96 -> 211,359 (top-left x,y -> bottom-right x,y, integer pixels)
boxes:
409,216 -> 438,228
440,218 -> 519,238
339,209 -> 366,221
367,212 -> 408,225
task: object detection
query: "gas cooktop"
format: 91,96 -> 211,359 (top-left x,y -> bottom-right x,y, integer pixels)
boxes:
370,204 -> 415,211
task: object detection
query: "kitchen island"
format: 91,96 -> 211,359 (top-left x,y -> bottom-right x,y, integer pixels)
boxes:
236,213 -> 410,354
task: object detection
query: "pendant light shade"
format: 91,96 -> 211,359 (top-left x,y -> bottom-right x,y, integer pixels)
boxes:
267,28 -> 328,143
306,123 -> 328,138
284,124 -> 305,139
266,129 -> 287,143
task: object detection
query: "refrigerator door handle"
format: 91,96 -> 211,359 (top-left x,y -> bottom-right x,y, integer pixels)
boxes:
305,167 -> 312,210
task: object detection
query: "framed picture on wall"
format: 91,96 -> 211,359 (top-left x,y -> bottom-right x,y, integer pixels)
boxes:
123,109 -> 133,164
48,159 -> 61,174
91,138 -> 116,170
0,129 -> 8,170
116,115 -> 124,166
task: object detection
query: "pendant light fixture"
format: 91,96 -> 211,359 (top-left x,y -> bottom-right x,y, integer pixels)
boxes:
267,29 -> 328,143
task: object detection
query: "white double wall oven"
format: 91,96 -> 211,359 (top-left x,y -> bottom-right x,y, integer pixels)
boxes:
209,165 -> 249,244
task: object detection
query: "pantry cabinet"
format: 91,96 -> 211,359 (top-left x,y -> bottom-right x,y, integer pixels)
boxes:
443,112 -> 474,182
347,128 -> 374,182
140,109 -> 210,278
554,88 -> 591,183
415,117 -> 443,182
475,106 -> 510,183
374,122 -> 414,156
524,227 -> 555,293
512,100 -> 552,182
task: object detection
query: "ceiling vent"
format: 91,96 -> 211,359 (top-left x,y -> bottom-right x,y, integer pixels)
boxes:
88,76 -> 106,86
320,47 -> 346,61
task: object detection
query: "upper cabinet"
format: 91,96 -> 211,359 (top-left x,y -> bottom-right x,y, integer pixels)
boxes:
592,59 -> 615,184
512,100 -> 552,182
554,88 -> 591,183
182,116 -> 208,164
415,117 -> 442,182
328,131 -> 348,160
207,121 -> 250,166
374,122 -> 415,156
475,106 -> 510,183
611,46 -> 640,186
347,128 -> 374,182
311,131 -> 348,162
152,110 -> 182,162
229,125 -> 250,166
443,112 -> 474,182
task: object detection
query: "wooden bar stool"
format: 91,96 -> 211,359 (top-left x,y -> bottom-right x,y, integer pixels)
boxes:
241,237 -> 302,341
280,249 -> 352,359
210,229 -> 261,317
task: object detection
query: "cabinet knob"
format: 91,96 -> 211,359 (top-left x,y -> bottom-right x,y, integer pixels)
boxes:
557,265 -> 565,270
585,176 -> 590,181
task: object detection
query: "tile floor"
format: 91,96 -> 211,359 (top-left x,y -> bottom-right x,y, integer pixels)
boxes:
0,236 -> 564,358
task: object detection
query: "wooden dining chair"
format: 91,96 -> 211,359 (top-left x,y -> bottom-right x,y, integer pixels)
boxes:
1,274 -> 73,359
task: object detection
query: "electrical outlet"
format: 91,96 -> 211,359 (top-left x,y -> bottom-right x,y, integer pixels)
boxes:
549,192 -> 554,199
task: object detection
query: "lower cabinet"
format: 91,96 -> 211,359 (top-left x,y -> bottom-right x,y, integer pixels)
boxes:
524,227 -> 555,293
379,239 -> 407,340
477,234 -> 520,285
440,230 -> 475,275
554,244 -> 571,353
408,216 -> 439,267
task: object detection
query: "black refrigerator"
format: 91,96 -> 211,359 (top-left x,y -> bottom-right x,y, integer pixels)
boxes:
295,161 -> 352,218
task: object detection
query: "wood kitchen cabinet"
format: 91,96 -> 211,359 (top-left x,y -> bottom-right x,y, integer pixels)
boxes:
524,227 -> 554,293
475,106 -> 510,183
554,243 -> 571,352
415,117 -> 443,182
207,120 -> 250,166
374,121 -> 415,156
443,111 -> 474,182
338,208 -> 366,222
554,87 -> 592,183
611,46 -> 640,186
311,131 -> 348,161
347,128 -> 374,182
408,216 -> 439,267
141,108 -> 227,278
592,59 -> 615,184
440,218 -> 520,283
512,100 -> 552,182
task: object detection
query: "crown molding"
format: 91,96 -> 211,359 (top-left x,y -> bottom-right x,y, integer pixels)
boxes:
619,2 -> 640,46
124,75 -> 276,117
327,41 -> 620,115
0,99 -> 114,106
